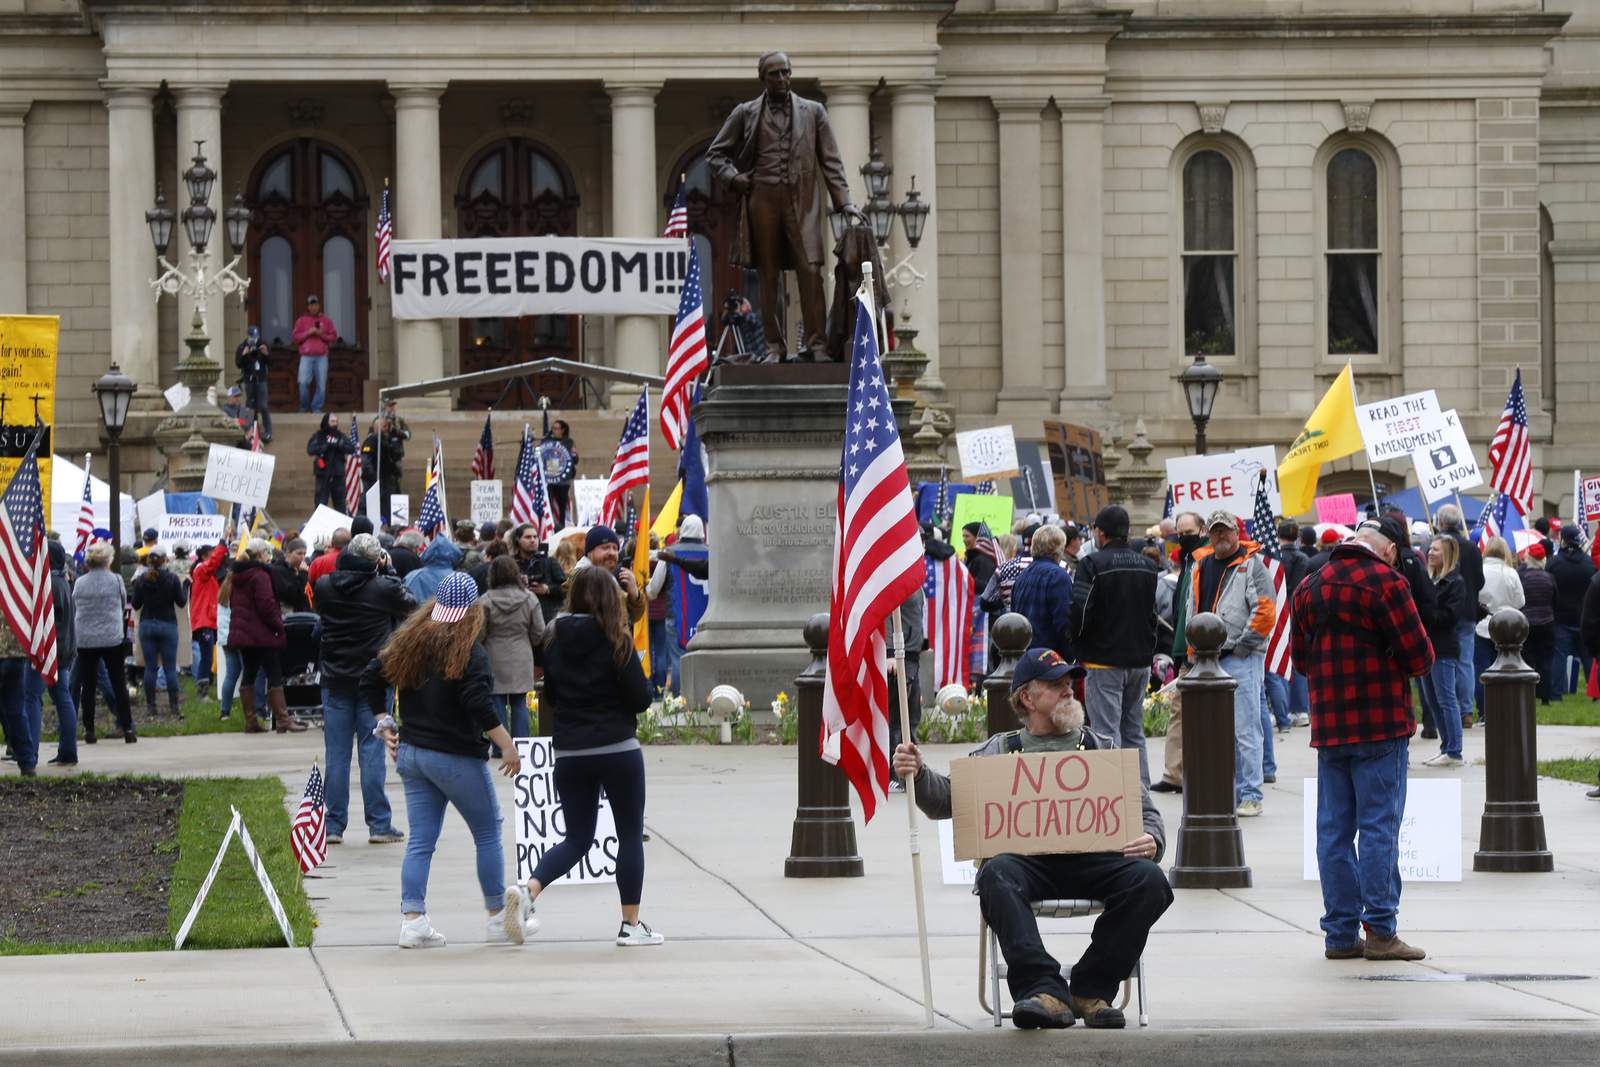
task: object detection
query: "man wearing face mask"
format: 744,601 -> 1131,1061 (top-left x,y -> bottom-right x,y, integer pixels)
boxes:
1153,511 -> 1205,794
893,649 -> 1171,1030
234,324 -> 273,442
1292,519 -> 1433,962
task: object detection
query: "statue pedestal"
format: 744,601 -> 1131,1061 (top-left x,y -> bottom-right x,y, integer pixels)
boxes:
680,363 -> 861,711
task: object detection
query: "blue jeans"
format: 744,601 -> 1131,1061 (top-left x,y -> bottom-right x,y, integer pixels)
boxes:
395,742 -> 504,914
138,618 -> 180,702
1316,737 -> 1409,948
1222,652 -> 1265,804
664,618 -> 683,696
1260,691 -> 1277,779
0,658 -> 38,771
323,687 -> 394,838
1290,670 -> 1310,716
1264,672 -> 1292,729
1422,658 -> 1462,758
648,618 -> 669,690
1555,623 -> 1591,695
297,355 -> 327,412
1473,634 -> 1494,717
496,693 -> 531,740
191,628 -> 216,689
219,646 -> 267,715
1454,619 -> 1477,718
28,667 -> 77,763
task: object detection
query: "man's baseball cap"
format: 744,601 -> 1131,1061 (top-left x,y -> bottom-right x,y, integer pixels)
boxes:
306,294 -> 320,304
1355,518 -> 1393,542
1562,523 -> 1584,545
1374,515 -> 1409,547
1205,509 -> 1237,531
1010,648 -> 1086,692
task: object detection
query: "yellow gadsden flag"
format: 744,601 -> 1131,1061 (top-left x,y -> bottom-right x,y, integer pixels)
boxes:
632,489 -> 651,666
1277,362 -> 1365,516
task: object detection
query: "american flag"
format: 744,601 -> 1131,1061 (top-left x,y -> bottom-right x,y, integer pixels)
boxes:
1576,472 -> 1592,552
971,521 -> 1003,565
661,240 -> 708,450
344,415 -> 362,515
73,453 -> 95,567
1479,491 -> 1511,543
1162,485 -> 1175,521
247,417 -> 263,454
1250,472 -> 1294,681
471,413 -> 494,482
291,764 -> 328,874
375,184 -> 393,284
975,480 -> 997,495
663,183 -> 688,239
819,290 -> 926,824
1488,368 -> 1532,516
509,423 -> 540,531
417,438 -> 446,536
933,466 -> 950,524
424,434 -> 448,529
926,551 -> 974,692
0,427 -> 58,685
601,392 -> 650,529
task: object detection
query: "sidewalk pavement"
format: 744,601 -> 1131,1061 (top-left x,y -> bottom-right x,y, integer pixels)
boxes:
4,719 -> 1600,1062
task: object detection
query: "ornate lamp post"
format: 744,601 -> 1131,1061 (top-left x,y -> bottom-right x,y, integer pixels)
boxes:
147,141 -> 253,490
92,362 -> 136,560
1179,354 -> 1223,455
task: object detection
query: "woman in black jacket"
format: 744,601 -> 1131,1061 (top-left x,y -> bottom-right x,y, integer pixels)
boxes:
1518,544 -> 1560,704
130,544 -> 187,719
1421,536 -> 1468,767
505,565 -> 657,947
367,571 -> 527,950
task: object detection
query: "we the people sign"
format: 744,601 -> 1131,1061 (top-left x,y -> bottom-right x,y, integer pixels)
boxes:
512,738 -> 617,885
950,748 -> 1141,861
1165,445 -> 1280,519
201,444 -> 275,509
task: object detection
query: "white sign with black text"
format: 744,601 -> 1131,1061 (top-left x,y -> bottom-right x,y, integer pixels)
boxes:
955,425 -> 1020,481
1411,409 -> 1483,503
1165,446 -> 1281,519
1303,777 -> 1461,882
471,480 -> 503,526
513,737 -> 618,885
1356,389 -> 1447,464
201,444 -> 276,509
157,512 -> 228,549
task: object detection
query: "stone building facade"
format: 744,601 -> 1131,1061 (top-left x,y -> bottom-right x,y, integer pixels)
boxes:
1,0 -> 1595,519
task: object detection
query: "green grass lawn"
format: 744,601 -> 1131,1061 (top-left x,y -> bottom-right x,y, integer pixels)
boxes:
0,775 -> 314,955
1536,692 -> 1600,727
1536,757 -> 1600,787
44,675 -> 271,740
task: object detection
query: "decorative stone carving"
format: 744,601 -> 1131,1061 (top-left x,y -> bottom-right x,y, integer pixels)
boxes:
287,98 -> 325,124
1197,101 -> 1228,135
498,97 -> 535,124
1342,100 -> 1373,134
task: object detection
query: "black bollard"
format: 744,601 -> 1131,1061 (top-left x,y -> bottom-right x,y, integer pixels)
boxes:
785,613 -> 865,878
983,613 -> 1031,738
1168,612 -> 1251,888
1474,608 -> 1554,873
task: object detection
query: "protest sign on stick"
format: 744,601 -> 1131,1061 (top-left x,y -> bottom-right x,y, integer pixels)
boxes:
950,494 -> 1014,558
513,738 -> 617,885
299,504 -> 351,549
954,425 -> 1020,481
471,480 -> 503,526
1410,408 -> 1483,504
1314,494 -> 1358,526
1165,446 -> 1280,519
1356,389 -> 1446,464
202,444 -> 276,509
950,748 -> 1141,861
157,512 -> 228,548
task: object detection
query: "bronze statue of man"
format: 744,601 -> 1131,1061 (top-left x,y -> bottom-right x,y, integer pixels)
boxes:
707,51 -> 862,363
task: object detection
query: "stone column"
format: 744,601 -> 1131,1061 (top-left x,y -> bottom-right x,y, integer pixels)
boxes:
0,104 -> 28,310
1060,99 -> 1112,416
994,98 -> 1048,416
824,84 -> 873,202
390,83 -> 447,402
606,83 -> 661,390
105,85 -> 162,401
890,82 -> 942,394
172,84 -> 226,357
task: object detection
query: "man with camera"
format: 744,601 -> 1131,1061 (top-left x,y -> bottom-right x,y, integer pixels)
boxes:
234,324 -> 273,442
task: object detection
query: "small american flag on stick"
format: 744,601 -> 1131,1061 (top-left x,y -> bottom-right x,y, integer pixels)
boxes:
73,453 -> 96,567
1250,471 -> 1293,681
292,764 -> 328,874
660,240 -> 708,450
375,181 -> 393,284
663,182 -> 688,239
344,415 -> 363,516
471,413 -> 495,482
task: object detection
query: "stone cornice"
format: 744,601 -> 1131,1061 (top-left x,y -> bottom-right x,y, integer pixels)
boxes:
940,10 -> 1130,39
0,13 -> 95,37
82,0 -> 954,14
1119,13 -> 1570,41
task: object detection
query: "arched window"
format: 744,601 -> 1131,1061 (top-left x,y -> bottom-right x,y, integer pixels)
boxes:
1181,149 -> 1237,356
1316,136 -> 1398,362
1539,204 -> 1555,414
246,139 -> 369,410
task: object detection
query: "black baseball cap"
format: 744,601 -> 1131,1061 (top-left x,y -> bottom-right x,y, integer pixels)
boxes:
1010,648 -> 1086,692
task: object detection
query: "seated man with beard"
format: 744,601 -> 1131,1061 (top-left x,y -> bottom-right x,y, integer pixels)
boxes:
893,649 -> 1172,1031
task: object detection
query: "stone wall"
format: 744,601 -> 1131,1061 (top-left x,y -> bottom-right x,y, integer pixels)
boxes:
934,96 -> 1001,417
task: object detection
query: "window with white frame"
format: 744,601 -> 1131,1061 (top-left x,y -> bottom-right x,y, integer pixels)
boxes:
1181,149 -> 1237,356
1324,146 -> 1382,356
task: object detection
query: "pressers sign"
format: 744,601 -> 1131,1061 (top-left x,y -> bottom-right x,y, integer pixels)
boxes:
389,237 -> 687,320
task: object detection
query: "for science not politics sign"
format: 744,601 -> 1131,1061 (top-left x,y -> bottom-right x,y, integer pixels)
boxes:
390,237 -> 687,320
950,748 -> 1141,861
513,738 -> 617,885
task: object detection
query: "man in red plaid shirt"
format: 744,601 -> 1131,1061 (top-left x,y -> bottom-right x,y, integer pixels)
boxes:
1291,519 -> 1434,962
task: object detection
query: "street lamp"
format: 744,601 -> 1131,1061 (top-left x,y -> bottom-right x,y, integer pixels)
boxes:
1179,354 -> 1223,455
835,141 -> 933,291
149,141 -> 252,323
92,362 -> 136,561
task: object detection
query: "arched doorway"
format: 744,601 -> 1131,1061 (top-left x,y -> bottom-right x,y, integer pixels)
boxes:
664,141 -> 762,361
455,138 -> 581,409
245,139 -> 370,412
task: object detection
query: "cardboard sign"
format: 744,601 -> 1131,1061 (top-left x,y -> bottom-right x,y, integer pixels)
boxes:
390,493 -> 410,527
950,748 -> 1141,861
157,512 -> 227,548
202,444 -> 276,509
1314,493 -> 1358,526
1042,421 -> 1108,521
299,504 -> 351,549
1584,475 -> 1600,521
1411,408 -> 1483,504
950,494 -> 1014,559
1010,441 -> 1056,514
955,425 -> 1020,481
471,479 -> 503,526
513,738 -> 617,885
1165,445 -> 1280,519
1303,777 -> 1461,882
1356,390 -> 1446,464
164,382 -> 191,412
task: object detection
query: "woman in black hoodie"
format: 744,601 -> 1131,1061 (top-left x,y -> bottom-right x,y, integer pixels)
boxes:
504,565 -> 656,946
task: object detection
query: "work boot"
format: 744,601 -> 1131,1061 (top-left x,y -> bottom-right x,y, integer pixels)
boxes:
240,688 -> 266,734
269,688 -> 307,733
1011,993 -> 1073,1030
1364,933 -> 1426,961
167,689 -> 183,720
1068,994 -> 1126,1029
1325,941 -> 1365,960
145,695 -> 158,721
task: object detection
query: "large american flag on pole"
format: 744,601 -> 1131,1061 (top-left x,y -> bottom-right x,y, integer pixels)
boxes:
601,392 -> 650,529
926,551 -> 974,692
291,764 -> 328,874
820,288 -> 926,824
375,183 -> 393,284
508,423 -> 542,534
73,453 -> 96,567
660,239 -> 709,450
1250,471 -> 1294,681
344,415 -> 362,515
0,427 -> 58,685
1488,368 -> 1532,515
471,413 -> 494,482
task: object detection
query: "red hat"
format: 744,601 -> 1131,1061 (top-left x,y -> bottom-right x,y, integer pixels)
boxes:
1527,542 -> 1546,560
1320,529 -> 1341,545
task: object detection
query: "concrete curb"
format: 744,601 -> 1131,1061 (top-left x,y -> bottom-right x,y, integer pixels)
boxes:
12,1029 -> 1600,1066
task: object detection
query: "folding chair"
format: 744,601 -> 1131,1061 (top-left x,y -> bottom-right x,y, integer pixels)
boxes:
978,899 -> 1148,1027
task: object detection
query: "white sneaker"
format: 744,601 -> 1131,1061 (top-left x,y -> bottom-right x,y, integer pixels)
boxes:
1291,713 -> 1310,728
492,886 -> 540,945
1235,799 -> 1263,818
616,920 -> 664,947
1422,753 -> 1465,768
398,914 -> 446,949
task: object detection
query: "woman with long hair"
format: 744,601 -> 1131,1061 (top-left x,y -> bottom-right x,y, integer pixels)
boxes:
1422,536 -> 1467,767
226,538 -> 305,733
505,565 -> 656,946
481,554 -> 544,744
130,544 -> 187,719
367,571 -> 531,949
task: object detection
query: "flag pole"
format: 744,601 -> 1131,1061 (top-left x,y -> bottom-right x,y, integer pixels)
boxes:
890,605 -> 937,1029
1343,362 -> 1383,509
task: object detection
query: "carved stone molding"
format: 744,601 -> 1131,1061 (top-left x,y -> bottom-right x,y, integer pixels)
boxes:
1342,100 -> 1373,133
1197,101 -> 1228,134
498,97 -> 535,124
287,98 -> 325,124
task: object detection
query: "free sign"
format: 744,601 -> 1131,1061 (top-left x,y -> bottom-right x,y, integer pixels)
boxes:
1164,445 -> 1281,519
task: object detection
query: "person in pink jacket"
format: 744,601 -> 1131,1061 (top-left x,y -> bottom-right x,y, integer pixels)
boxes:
292,293 -> 335,413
